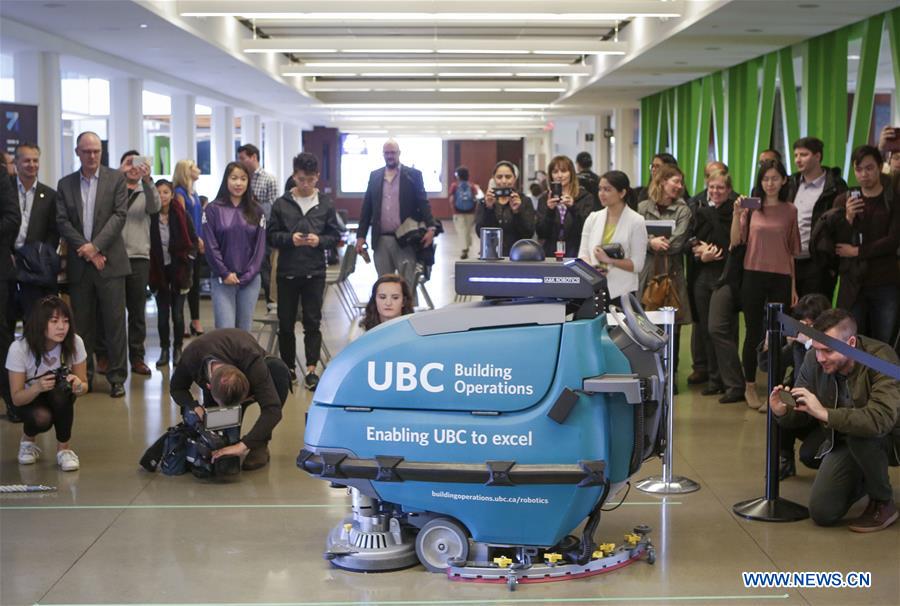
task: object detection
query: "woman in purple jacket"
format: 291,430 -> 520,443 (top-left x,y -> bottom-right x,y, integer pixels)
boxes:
203,162 -> 267,331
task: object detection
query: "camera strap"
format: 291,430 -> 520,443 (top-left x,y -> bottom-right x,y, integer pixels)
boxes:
778,313 -> 900,380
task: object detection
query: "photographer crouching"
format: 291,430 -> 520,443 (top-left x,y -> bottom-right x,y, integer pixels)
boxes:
769,309 -> 900,532
170,328 -> 291,473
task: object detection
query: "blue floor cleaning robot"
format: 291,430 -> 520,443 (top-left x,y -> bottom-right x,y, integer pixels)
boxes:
298,254 -> 668,587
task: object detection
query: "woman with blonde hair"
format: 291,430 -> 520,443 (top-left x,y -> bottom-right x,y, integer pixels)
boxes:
172,159 -> 205,336
536,155 -> 596,258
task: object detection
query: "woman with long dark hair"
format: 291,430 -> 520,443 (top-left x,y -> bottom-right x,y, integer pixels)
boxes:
476,161 -> 536,255
360,274 -> 415,332
203,162 -> 267,331
5,296 -> 87,471
149,179 -> 197,367
536,155 -> 595,258
578,170 -> 647,304
731,159 -> 800,410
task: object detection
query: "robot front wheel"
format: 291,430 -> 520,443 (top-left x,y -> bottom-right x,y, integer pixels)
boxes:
415,517 -> 470,572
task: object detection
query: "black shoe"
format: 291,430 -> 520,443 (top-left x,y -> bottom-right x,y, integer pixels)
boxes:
719,390 -> 746,404
156,349 -> 170,368
288,368 -> 297,383
701,385 -> 725,396
190,324 -> 204,336
778,454 -> 796,480
304,372 -> 320,391
172,347 -> 182,366
461,249 -> 469,259
110,383 -> 126,398
242,445 -> 270,471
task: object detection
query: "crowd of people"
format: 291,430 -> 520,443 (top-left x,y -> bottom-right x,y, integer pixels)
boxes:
1,128 -> 899,532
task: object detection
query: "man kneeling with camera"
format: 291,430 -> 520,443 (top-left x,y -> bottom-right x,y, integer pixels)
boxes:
769,309 -> 900,532
170,328 -> 291,473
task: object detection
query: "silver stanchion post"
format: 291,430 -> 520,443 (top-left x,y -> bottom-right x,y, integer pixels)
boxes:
635,306 -> 700,495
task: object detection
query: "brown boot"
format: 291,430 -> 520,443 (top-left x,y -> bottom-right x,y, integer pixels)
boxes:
242,445 -> 270,471
131,359 -> 152,376
687,370 -> 709,385
848,499 -> 899,533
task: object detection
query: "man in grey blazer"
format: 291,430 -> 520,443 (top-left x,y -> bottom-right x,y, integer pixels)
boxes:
56,132 -> 130,397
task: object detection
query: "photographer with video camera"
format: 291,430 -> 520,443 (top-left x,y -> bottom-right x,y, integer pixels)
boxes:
5,296 -> 87,471
170,328 -> 291,472
769,309 -> 900,532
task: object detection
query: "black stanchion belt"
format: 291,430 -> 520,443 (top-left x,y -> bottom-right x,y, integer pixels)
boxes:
778,313 -> 900,380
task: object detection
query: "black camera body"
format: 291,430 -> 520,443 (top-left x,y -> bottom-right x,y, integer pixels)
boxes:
184,405 -> 243,478
601,243 -> 625,260
494,187 -> 513,198
41,365 -> 72,393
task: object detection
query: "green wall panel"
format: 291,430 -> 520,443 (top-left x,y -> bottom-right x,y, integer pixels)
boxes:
639,7 -> 899,191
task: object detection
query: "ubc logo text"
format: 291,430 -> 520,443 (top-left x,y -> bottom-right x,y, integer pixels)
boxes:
367,361 -> 444,393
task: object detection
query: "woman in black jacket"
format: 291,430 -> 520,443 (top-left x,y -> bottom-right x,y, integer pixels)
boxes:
536,155 -> 596,258
149,179 -> 198,367
267,152 -> 342,390
475,161 -> 536,256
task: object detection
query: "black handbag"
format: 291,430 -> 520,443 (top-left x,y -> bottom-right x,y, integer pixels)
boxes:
14,241 -> 60,286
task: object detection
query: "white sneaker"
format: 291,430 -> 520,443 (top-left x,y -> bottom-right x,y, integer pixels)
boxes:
57,449 -> 80,471
17,441 -> 41,465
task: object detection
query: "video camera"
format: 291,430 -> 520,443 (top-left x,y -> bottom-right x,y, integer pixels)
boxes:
184,405 -> 243,478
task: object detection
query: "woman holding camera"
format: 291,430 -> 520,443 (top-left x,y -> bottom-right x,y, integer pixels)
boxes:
731,159 -> 800,410
536,156 -> 596,258
579,171 -> 647,303
475,161 -> 536,255
5,296 -> 87,471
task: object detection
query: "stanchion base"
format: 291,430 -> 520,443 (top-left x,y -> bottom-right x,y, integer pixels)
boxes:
634,475 -> 700,494
732,497 -> 809,522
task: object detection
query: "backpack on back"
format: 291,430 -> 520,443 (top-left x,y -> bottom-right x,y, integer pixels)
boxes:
454,182 -> 475,212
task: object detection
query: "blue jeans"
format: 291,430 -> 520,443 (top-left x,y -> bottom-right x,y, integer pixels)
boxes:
850,284 -> 898,344
210,274 -> 261,332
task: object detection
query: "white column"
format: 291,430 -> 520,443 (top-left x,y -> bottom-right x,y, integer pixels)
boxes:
211,105 -> 235,183
281,122 -> 301,179
595,112 -> 611,174
241,114 -> 261,147
262,119 -> 283,187
170,93 -> 196,164
108,77 -> 143,167
613,107 -> 637,179
14,51 -> 63,184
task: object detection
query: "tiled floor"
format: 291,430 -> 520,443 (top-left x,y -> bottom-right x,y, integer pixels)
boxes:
2,226 -> 898,606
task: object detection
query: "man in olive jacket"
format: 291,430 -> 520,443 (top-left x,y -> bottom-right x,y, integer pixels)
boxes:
770,309 -> 900,532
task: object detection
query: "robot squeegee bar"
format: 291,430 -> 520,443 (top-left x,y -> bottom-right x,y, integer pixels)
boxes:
298,450 -> 606,488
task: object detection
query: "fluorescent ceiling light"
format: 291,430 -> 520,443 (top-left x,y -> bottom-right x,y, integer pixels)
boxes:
351,49 -> 436,54
181,10 -> 680,21
437,88 -> 503,92
338,116 -> 541,122
436,50 -> 531,55
504,87 -> 566,92
245,48 -> 338,53
304,61 -> 575,68
436,72 -> 514,77
242,38 -> 626,55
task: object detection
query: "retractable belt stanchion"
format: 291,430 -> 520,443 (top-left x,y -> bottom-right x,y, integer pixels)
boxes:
635,306 -> 700,495
733,302 -> 809,522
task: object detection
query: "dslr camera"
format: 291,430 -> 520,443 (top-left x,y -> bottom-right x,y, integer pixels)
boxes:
41,365 -> 72,393
184,405 -> 243,478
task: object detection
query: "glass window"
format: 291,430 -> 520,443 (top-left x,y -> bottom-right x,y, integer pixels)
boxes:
340,135 -> 443,193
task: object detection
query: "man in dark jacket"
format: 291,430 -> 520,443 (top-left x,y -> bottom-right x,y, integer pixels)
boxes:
355,139 -> 436,291
170,328 -> 291,471
770,309 -> 900,532
0,153 -> 21,420
575,151 -> 600,206
267,152 -> 342,390
11,143 -> 59,312
787,137 -> 848,299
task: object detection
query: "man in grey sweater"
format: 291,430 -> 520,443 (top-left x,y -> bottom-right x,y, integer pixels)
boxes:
100,151 -> 160,376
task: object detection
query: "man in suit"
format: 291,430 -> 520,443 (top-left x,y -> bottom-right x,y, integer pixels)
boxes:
12,143 -> 60,313
355,139 -> 436,291
56,132 -> 130,398
0,152 -> 22,419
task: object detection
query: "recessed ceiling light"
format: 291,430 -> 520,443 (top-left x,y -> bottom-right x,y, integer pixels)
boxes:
847,55 -> 860,60
140,23 -> 148,28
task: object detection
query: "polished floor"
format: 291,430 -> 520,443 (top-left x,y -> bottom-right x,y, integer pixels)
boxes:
2,226 -> 898,606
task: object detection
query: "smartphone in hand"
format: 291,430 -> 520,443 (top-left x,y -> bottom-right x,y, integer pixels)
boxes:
778,389 -> 797,408
740,197 -> 762,210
